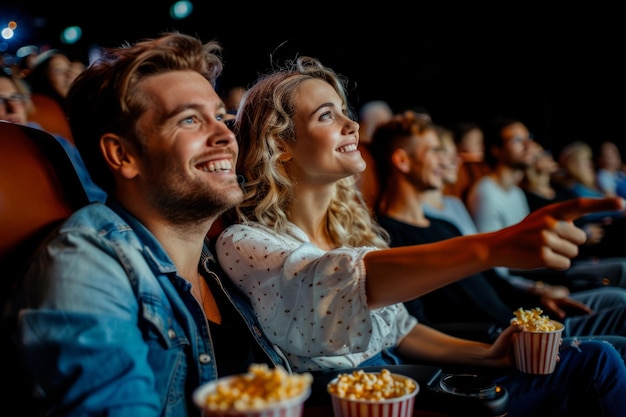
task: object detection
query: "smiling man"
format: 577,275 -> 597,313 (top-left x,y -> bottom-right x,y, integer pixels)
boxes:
4,33 -> 288,417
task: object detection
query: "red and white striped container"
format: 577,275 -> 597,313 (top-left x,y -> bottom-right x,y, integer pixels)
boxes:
327,373 -> 419,417
513,320 -> 564,374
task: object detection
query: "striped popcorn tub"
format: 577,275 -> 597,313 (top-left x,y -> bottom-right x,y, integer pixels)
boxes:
513,320 -> 564,374
327,371 -> 419,417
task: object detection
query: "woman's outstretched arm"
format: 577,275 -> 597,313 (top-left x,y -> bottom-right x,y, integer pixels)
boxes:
364,197 -> 625,308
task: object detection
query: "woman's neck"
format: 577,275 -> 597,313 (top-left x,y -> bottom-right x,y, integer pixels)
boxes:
289,184 -> 336,251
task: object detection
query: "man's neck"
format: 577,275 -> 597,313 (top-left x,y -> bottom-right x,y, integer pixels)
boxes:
380,182 -> 430,227
490,165 -> 524,190
419,189 -> 445,211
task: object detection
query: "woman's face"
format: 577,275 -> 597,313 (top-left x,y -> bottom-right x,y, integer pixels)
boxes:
459,127 -> 484,157
598,141 -> 622,171
0,77 -> 29,124
565,148 -> 595,186
47,54 -> 73,98
287,78 -> 364,184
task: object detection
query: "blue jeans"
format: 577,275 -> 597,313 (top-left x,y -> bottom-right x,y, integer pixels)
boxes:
358,348 -> 404,366
495,339 -> 626,417
363,343 -> 626,416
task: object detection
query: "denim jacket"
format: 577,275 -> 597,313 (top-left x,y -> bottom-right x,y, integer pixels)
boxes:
11,200 -> 288,417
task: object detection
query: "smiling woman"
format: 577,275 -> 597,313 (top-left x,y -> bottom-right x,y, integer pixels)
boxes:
214,54 -> 626,417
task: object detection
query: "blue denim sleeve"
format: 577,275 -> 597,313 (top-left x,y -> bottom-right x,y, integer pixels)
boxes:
17,229 -> 162,416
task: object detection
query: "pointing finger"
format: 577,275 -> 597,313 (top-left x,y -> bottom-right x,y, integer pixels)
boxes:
536,197 -> 625,222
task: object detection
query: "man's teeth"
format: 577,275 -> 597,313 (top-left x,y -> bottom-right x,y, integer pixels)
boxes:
337,144 -> 357,152
200,160 -> 232,172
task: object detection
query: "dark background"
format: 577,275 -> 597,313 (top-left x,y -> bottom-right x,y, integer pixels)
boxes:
1,2 -> 624,155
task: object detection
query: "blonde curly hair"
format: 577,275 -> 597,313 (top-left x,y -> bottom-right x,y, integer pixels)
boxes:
233,56 -> 389,249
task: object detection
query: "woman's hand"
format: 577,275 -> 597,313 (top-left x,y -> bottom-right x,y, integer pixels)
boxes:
486,324 -> 523,368
491,197 -> 625,271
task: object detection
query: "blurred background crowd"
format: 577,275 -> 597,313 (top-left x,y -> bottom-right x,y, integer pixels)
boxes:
0,1 -> 624,157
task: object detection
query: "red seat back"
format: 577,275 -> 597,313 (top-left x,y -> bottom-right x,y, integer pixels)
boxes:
0,121 -> 88,296
29,93 -> 74,144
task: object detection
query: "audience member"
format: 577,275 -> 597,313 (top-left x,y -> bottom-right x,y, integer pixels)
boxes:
420,123 -> 478,235
22,49 -> 83,141
221,84 -> 246,115
0,67 -> 34,124
4,33 -> 289,416
554,141 -> 604,197
0,67 -> 105,202
556,141 -> 626,223
445,121 -> 491,203
355,99 -> 393,212
371,113 -> 626,354
67,55 -> 87,84
216,55 -> 626,417
467,117 -> 626,290
358,100 -> 394,144
520,141 -> 573,211
553,140 -> 626,259
466,117 -> 533,233
25,49 -> 75,113
596,140 -> 626,199
521,140 -> 607,250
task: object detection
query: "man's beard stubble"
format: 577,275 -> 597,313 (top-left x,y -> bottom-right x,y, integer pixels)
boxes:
146,161 -> 243,226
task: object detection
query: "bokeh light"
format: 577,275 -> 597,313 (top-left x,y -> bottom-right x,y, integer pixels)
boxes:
1,27 -> 14,40
61,26 -> 82,45
170,0 -> 193,20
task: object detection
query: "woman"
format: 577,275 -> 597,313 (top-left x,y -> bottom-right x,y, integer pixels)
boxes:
216,56 -> 626,416
26,50 -> 74,109
552,140 -> 626,259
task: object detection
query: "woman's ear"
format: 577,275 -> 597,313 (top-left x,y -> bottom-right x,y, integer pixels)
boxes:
100,134 -> 140,179
277,143 -> 292,162
391,148 -> 411,173
278,152 -> 292,162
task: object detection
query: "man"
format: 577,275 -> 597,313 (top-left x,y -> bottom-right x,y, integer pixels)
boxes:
466,117 -> 535,233
466,117 -> 626,290
4,33 -> 287,416
369,112 -> 626,352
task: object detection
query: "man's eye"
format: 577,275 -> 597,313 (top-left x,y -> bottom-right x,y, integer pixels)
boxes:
181,116 -> 196,125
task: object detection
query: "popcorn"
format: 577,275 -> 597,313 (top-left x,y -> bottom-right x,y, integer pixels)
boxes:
327,369 -> 417,401
511,307 -> 557,332
203,364 -> 312,411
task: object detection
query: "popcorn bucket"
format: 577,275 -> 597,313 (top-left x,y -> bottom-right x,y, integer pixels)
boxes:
193,375 -> 311,417
193,365 -> 312,417
513,320 -> 564,374
327,373 -> 419,417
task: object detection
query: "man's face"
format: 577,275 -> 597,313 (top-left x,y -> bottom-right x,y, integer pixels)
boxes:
440,135 -> 461,186
131,70 -> 243,225
497,122 -> 535,170
404,129 -> 445,191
